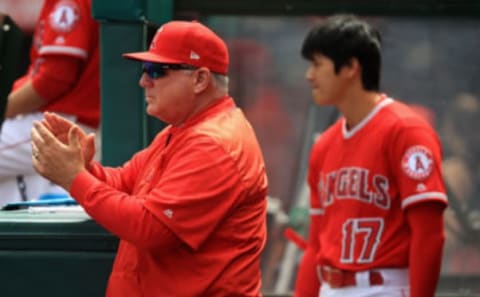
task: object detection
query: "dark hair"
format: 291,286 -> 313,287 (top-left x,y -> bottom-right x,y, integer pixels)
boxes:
301,14 -> 382,91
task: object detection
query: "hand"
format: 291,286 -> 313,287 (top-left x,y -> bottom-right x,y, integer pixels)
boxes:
42,111 -> 80,143
31,120 -> 86,191
42,112 -> 96,168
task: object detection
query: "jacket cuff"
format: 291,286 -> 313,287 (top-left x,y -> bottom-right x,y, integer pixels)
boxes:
70,169 -> 98,204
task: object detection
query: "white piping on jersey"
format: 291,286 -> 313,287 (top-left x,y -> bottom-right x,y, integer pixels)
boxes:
39,45 -> 88,59
310,208 -> 324,215
342,97 -> 394,139
402,192 -> 448,209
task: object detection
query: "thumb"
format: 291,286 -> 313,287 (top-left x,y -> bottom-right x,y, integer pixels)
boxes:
68,126 -> 82,149
86,133 -> 96,149
85,133 -> 96,157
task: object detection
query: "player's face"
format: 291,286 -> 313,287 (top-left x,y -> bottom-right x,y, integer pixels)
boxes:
305,54 -> 346,106
139,63 -> 197,125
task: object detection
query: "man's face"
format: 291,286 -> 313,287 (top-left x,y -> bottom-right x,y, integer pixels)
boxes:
139,64 -> 197,125
304,54 -> 345,106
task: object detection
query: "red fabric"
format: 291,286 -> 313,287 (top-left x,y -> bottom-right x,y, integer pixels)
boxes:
70,97 -> 268,297
284,227 -> 308,250
319,267 -> 383,287
293,212 -> 321,297
70,170 -> 182,252
307,97 -> 447,271
294,246 -> 320,297
123,21 -> 228,74
31,56 -> 82,102
13,0 -> 100,127
406,202 -> 445,297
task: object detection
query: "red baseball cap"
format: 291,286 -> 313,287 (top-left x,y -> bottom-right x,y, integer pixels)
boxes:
123,21 -> 229,75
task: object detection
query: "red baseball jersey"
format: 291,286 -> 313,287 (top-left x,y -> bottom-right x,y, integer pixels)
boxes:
13,0 -> 100,127
70,96 -> 268,297
308,96 -> 447,270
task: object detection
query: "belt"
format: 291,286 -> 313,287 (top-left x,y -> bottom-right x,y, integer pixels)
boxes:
319,266 -> 384,288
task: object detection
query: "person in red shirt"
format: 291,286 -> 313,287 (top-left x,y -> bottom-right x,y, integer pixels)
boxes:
293,14 -> 447,297
30,20 -> 268,297
0,0 -> 100,205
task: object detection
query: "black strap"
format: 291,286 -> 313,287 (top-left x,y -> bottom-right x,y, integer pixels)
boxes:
16,175 -> 28,201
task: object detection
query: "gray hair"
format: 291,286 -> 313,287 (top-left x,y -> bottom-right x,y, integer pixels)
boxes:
212,73 -> 229,92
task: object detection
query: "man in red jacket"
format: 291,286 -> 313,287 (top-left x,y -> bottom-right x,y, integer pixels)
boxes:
0,0 -> 100,205
31,20 -> 268,297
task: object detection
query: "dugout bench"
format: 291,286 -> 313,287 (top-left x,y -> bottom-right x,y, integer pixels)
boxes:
0,209 -> 117,297
0,2 -> 165,297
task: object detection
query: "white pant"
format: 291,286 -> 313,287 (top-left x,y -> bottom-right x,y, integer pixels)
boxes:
0,112 -> 100,207
319,269 -> 410,297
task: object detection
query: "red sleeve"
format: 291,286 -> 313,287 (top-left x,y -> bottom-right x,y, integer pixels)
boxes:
40,0 -> 94,58
406,201 -> 445,297
70,170 -> 182,253
294,246 -> 320,297
11,74 -> 29,92
293,138 -> 325,297
144,136 -> 247,250
293,214 -> 321,297
31,56 -> 82,102
87,157 -> 140,192
87,134 -> 169,192
83,158 -> 138,193
390,124 -> 447,208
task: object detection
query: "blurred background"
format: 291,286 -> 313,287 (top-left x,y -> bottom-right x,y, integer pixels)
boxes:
1,0 -> 479,296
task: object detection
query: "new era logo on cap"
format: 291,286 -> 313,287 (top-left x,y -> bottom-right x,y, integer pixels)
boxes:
190,51 -> 200,60
122,21 -> 229,75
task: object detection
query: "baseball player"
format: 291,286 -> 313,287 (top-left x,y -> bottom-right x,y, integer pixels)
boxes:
0,0 -> 100,206
293,14 -> 448,297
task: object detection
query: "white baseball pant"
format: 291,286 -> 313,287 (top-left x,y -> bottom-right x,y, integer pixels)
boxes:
0,112 -> 100,207
319,268 -> 409,297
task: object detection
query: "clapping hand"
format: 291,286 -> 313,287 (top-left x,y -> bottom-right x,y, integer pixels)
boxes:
41,112 -> 96,169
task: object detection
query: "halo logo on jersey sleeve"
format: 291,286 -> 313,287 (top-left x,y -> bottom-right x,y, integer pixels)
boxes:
401,145 -> 434,180
49,0 -> 80,33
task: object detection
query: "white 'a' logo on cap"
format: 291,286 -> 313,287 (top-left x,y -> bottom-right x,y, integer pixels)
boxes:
190,51 -> 200,60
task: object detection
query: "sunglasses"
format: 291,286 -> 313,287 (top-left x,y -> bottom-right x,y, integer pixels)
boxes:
142,62 -> 197,79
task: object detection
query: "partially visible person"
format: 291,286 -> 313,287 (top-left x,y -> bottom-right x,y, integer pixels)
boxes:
440,93 -> 480,274
293,14 -> 447,297
0,0 -> 43,33
0,0 -> 100,205
31,20 -> 268,297
410,96 -> 480,274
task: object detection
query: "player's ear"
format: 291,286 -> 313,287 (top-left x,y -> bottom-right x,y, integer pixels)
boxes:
340,57 -> 360,79
192,67 -> 211,94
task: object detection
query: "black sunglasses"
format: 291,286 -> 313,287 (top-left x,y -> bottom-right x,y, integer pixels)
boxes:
142,62 -> 197,79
